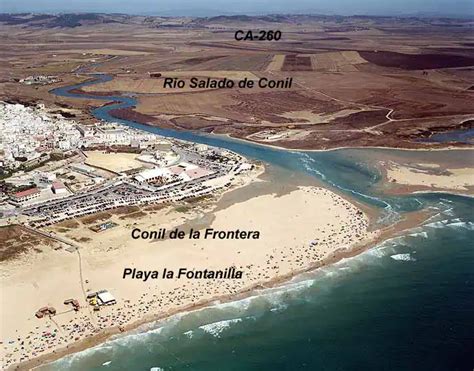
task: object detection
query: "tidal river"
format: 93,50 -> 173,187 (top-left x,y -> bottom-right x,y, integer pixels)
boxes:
44,74 -> 474,371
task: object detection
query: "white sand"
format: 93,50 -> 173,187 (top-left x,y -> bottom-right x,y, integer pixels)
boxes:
84,151 -> 144,173
1,186 -> 377,368
386,163 -> 474,191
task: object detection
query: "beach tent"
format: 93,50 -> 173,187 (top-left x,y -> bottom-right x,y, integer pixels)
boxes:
97,291 -> 116,306
35,311 -> 44,319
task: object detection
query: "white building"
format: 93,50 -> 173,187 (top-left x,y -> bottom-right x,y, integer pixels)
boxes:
36,171 -> 56,184
134,168 -> 172,183
10,188 -> 41,206
51,181 -> 67,194
76,124 -> 95,137
97,291 -> 116,306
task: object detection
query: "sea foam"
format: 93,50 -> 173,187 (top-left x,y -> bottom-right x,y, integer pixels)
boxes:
390,253 -> 416,261
183,330 -> 193,339
408,231 -> 428,238
199,318 -> 242,338
425,219 -> 474,230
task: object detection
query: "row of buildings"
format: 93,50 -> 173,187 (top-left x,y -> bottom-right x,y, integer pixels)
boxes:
19,75 -> 61,85
76,124 -> 159,148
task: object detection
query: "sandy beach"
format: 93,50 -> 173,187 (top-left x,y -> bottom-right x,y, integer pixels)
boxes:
324,147 -> 474,196
1,165 -> 385,369
385,162 -> 474,192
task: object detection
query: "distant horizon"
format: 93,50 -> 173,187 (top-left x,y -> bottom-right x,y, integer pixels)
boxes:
2,10 -> 474,19
1,0 -> 473,18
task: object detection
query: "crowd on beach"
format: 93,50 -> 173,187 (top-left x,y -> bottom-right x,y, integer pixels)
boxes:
2,187 -> 375,369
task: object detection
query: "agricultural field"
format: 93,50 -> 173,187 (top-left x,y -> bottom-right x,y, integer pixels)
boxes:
1,14 -> 473,149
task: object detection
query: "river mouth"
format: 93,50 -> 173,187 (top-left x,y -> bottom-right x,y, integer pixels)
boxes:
52,73 -> 470,216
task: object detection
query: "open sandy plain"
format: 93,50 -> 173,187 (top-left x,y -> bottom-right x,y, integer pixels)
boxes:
340,148 -> 474,195
1,14 -> 473,150
84,151 -> 145,173
386,164 -> 474,192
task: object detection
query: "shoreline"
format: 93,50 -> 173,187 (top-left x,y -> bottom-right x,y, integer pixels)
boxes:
12,199 -> 429,371
411,190 -> 474,198
371,154 -> 474,197
3,178 -> 375,370
213,132 -> 474,154
18,208 -> 425,371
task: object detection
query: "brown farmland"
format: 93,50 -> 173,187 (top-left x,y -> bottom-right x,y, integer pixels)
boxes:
359,51 -> 474,70
282,55 -> 313,71
1,13 -> 473,150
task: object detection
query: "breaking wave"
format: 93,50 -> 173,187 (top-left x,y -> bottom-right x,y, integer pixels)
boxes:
390,253 -> 416,262
408,231 -> 428,238
199,318 -> 243,337
425,219 -> 474,230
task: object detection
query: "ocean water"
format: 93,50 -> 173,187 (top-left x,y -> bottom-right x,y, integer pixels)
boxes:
43,76 -> 474,371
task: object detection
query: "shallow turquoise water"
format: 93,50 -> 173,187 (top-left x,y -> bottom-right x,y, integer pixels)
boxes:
43,76 -> 474,371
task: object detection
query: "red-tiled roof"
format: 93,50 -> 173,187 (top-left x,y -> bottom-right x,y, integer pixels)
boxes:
13,188 -> 40,198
